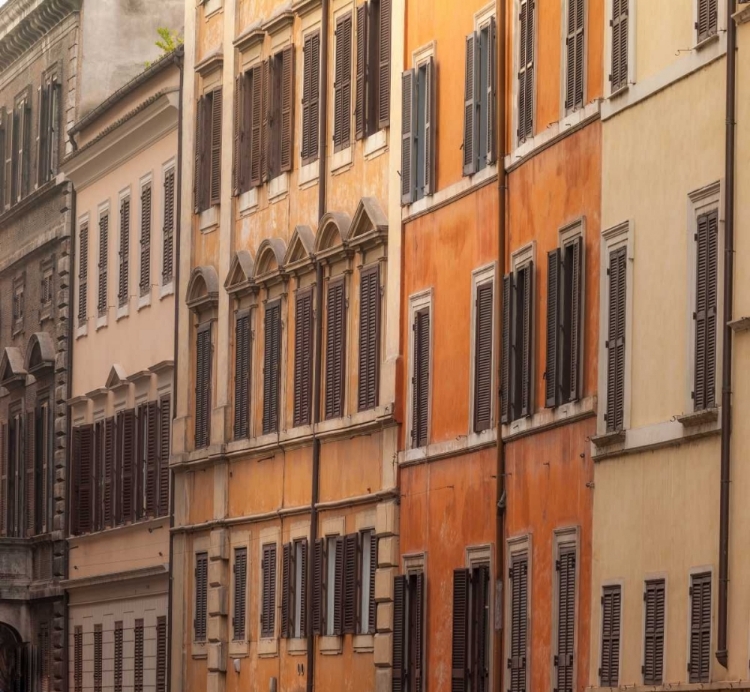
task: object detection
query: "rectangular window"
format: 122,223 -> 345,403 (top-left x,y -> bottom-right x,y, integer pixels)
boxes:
605,246 -> 626,432
474,280 -> 494,432
264,47 -> 295,181
134,618 -> 144,692
262,301 -> 281,434
517,0 -> 535,143
301,32 -> 322,164
0,108 -> 6,210
358,265 -> 380,412
97,211 -> 109,317
610,0 -> 629,93
355,0 -> 391,140
564,0 -> 584,112
392,572 -> 425,692
508,553 -> 528,692
234,311 -> 251,439
34,399 -> 52,535
599,585 -> 621,687
156,616 -> 167,692
294,289 -> 314,427
643,579 -> 665,685
118,196 -> 130,307
411,306 -> 430,447
693,209 -> 718,411
359,530 -> 377,634
12,276 -> 24,327
195,552 -> 208,641
41,266 -> 53,307
282,538 -> 309,639
74,626 -> 83,692
71,424 -> 94,536
118,409 -> 137,525
78,222 -> 89,325
195,323 -> 212,448
194,87 -> 222,213
326,536 -> 341,635
401,57 -> 435,204
333,13 -> 353,152
11,88 -> 31,204
689,572 -> 711,683
451,564 -> 490,692
139,183 -> 152,296
238,65 -> 263,189
162,167 -> 175,283
94,624 -> 102,692
325,278 -> 347,420
37,70 -> 61,186
554,545 -> 576,692
233,546 -> 248,640
114,621 -> 123,692
696,0 -> 718,43
261,542 -> 277,638
158,396 -> 170,517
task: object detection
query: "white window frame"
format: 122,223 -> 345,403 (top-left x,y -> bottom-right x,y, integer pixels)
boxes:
598,579 -> 624,687
138,172 -> 153,310
505,534 -> 532,692
406,288 -> 433,450
559,0 -> 588,117
685,566 -> 714,684
693,0 -> 726,49
466,544 -> 494,692
550,527 -> 579,692
558,218 -> 586,403
161,158 -> 177,297
603,0 -> 637,98
116,187 -> 131,321
640,571 -> 668,686
511,0 -> 537,147
257,526 -> 280,657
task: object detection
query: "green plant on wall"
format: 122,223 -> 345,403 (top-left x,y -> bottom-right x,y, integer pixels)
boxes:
145,28 -> 183,67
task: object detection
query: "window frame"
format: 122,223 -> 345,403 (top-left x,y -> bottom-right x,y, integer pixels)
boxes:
599,580 -> 623,687
407,288 -> 433,450
550,527 -> 579,692
96,202 -> 110,324
641,574 -> 667,686
194,551 -> 209,643
260,540 -> 279,642
161,160 -> 177,290
469,263 -> 497,436
505,534 -> 531,692
560,0 -> 587,117
686,567 -> 713,684
117,187 -> 131,315
232,544 -> 249,642
604,0 -> 636,98
513,0 -> 537,146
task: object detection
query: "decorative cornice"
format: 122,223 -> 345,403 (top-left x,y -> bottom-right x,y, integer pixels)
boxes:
233,22 -> 265,52
262,9 -> 294,36
195,47 -> 224,77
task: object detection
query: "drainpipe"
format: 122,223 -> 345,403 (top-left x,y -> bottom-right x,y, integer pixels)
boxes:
167,45 -> 185,692
716,0 -> 736,669
307,2 -> 329,692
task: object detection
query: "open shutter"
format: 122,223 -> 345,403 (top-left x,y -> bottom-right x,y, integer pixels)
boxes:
606,246 -> 626,431
643,579 -> 665,685
234,313 -> 251,438
355,4 -> 368,140
423,57 -> 436,196
343,533 -> 358,634
600,585 -> 621,686
233,73 -> 245,195
519,263 -> 534,418
463,33 -> 478,176
49,79 -> 60,176
118,197 -> 130,306
194,97 -> 204,212
358,265 -> 380,411
694,210 -> 718,411
392,575 -> 407,692
302,32 -> 321,164
401,70 -> 415,205
486,17 -> 497,164
98,213 -> 109,316
233,547 -> 247,640
555,546 -> 576,692
325,279 -> 347,419
261,60 -> 270,182
378,0 -> 392,129
688,573 -> 711,683
501,274 -> 512,423
103,417 -> 115,527
210,88 -> 222,205
474,282 -> 494,432
76,425 -> 94,534
145,401 -> 159,516
697,0 -> 718,43
263,303 -> 281,434
281,542 -> 291,638
121,409 -> 136,523
334,13 -> 353,152
0,423 -> 7,535
509,553 -> 528,692
294,290 -> 314,427
518,0 -> 535,142
333,535 -> 345,635
414,572 -> 425,692
368,533 -> 377,633
546,249 -> 561,408
567,237 -> 583,402
156,617 -> 167,692
280,46 -> 295,172
25,411 -> 35,536
312,538 -> 324,634
158,396 -> 170,516
452,569 -> 471,692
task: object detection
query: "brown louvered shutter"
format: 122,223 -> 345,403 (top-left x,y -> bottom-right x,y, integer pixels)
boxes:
94,624 -> 102,692
565,0 -> 584,111
294,289 -> 314,427
509,553 -> 528,692
36,84 -> 48,187
325,279 -> 347,420
234,312 -> 251,438
78,223 -> 88,324
368,532 -> 377,633
263,302 -> 281,434
195,324 -> 212,448
0,109 -> 5,210
392,575 -> 407,692
473,566 -> 490,692
20,95 -> 31,199
120,409 -> 136,523
333,535 -> 345,635
145,401 -> 159,516
118,197 -> 130,306
606,246 -> 626,432
343,533 -> 358,634
689,572 -> 711,683
210,87 -> 222,205
518,0 -> 534,142
312,538 -> 325,634
163,168 -> 175,283
401,70 -> 415,205
301,32 -> 321,164
463,33 -> 478,176
518,263 -> 534,418
0,422 -> 6,536
76,425 -> 93,534
233,547 -> 247,640
414,572 -> 425,692
412,307 -> 430,447
694,209 -> 718,411
261,61 -> 270,182
24,411 -> 34,536
73,626 -> 83,692
156,616 -> 167,692
299,539 -> 309,636
643,579 -> 665,685
378,0 -> 391,129
555,546 -> 576,692
423,57 -> 436,196
194,96 -> 204,212
281,542 -> 291,638
355,4 -> 368,140
114,622 -> 123,692
610,0 -> 628,92
358,265 -> 380,411
233,73 -> 245,195
280,46 -> 295,172
501,274 -> 512,423
452,569 -> 471,692
158,396 -> 170,516
262,543 -> 277,638
134,619 -> 144,692
546,249 -> 561,408
248,64 -> 263,186
697,0 -> 717,43
334,13 -> 353,152
474,282 -> 493,432
98,213 -> 109,316
486,17 -> 497,165
195,552 -> 208,640
140,184 -> 152,296
566,237 -> 583,402
102,417 -> 114,527
599,585 -> 621,686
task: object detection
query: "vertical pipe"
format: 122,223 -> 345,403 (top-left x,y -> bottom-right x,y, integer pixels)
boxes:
716,0 -> 736,669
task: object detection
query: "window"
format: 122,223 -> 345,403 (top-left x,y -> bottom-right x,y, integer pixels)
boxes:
326,536 -> 341,635
473,276 -> 494,432
610,0 -> 628,93
294,288 -> 314,426
517,0 -> 535,143
9,88 -> 31,204
37,69 -> 61,186
301,32 -> 322,164
156,616 -> 167,692
463,17 -> 497,175
74,626 -> 83,692
355,0 -> 392,140
234,311 -> 251,439
134,618 -> 144,692
262,301 -> 281,434
392,572 -> 425,691
358,265 -> 381,411
325,278 -> 347,419
33,396 -> 53,535
195,552 -> 208,641
501,260 -> 534,423
696,0 -> 718,43
546,236 -> 583,408
194,87 -> 222,212
688,572 -> 711,683
268,47 -> 295,179
564,0 -> 584,113
118,409 -> 137,524
158,396 -> 170,516
94,623 -> 102,692
0,108 -> 6,209
140,182 -> 152,296
693,210 -> 718,411
163,167 -> 176,283
97,210 -> 109,317
508,552 -> 528,692
261,542 -> 277,638
452,564 -> 490,692
401,57 -> 435,204
554,544 -> 576,692
605,245 -> 626,432
41,261 -> 54,309
114,622 -> 123,692
118,195 -> 130,307
643,579 -> 665,685
359,530 -> 377,634
195,323 -> 212,448
411,305 -> 430,447
599,585 -> 621,687
233,547 -> 248,640
235,66 -> 262,191
281,538 -> 309,638
78,222 -> 89,326
12,275 -> 24,327
333,13 -> 353,152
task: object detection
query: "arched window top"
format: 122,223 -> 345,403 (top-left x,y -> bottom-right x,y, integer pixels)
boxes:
315,212 -> 352,258
186,265 -> 220,313
254,238 -> 287,284
25,332 -> 55,375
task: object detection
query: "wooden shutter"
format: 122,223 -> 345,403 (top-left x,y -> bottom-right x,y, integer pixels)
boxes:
73,627 -> 83,692
509,553 -> 528,692
412,307 -> 430,447
156,616 -> 167,692
158,396 -> 170,516
134,619 -> 144,692
102,417 -> 115,527
94,624 -> 102,692
414,572 -> 425,692
517,263 -> 534,418
195,552 -> 208,640
368,532 -> 377,633
0,423 -> 6,535
194,96 -> 204,212
401,70 -> 415,205
643,579 -> 665,685
120,409 -> 136,523
334,13 -> 353,152
145,401 -> 159,516
452,568 -> 471,692
501,274 -> 512,423
210,87 -> 222,205
37,84 -> 48,187
233,73 -> 245,195
546,249 -> 561,408
518,0 -> 535,142
343,533 -> 358,634
356,4 -> 368,140
599,585 -> 621,686
606,246 -> 626,432
473,566 -> 490,692
697,0 -> 717,43
423,57 -> 436,196
555,546 -> 576,692
474,282 -> 494,432
114,622 -> 123,692
20,95 -> 31,199
378,0 -> 392,129
118,197 -> 130,306
195,324 -> 212,448
302,32 -> 321,164
689,572 -> 711,683
248,65 -> 263,186
282,542 -> 292,638
333,535 -> 345,635
610,0 -> 628,92
24,411 -> 34,536
325,279 -> 347,419
163,168 -> 175,283
140,184 -> 152,296
486,16 -> 497,165
97,213 -> 109,316
294,290 -> 314,427
261,543 -> 277,638
312,538 -> 325,634
358,265 -> 380,411
300,539 -> 309,636
261,61 -> 270,182
565,0 -> 585,111
567,237 -> 583,402
392,575 -> 407,692
49,80 -> 60,177
233,547 -> 247,640
0,108 -> 5,210
263,302 -> 281,434
463,33 -> 478,176
694,209 -> 718,411
280,46 -> 295,172
75,425 -> 93,534
234,312 -> 251,438
78,222 -> 88,323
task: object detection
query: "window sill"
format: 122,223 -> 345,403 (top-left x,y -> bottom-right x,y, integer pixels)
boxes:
268,173 -> 289,203
298,161 -> 319,189
160,281 -> 174,300
228,640 -> 248,657
191,641 -> 207,659
399,427 -> 497,467
203,0 -> 223,19
11,324 -> 24,338
199,206 -> 219,233
238,188 -> 258,215
138,292 -> 152,311
502,396 -> 596,442
39,306 -> 53,323
319,635 -> 342,655
76,324 -> 88,339
286,637 -> 307,655
695,31 -> 719,51
116,304 -> 129,321
96,314 -> 107,331
586,683 -> 750,692
364,129 -> 387,160
353,634 -> 374,653
677,407 -> 719,428
257,637 -> 278,658
330,146 -> 352,175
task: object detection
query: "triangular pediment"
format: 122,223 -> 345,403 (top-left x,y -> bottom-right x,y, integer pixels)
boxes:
283,225 -> 316,267
105,364 -> 128,389
0,347 -> 27,389
349,197 -> 388,248
224,250 -> 255,295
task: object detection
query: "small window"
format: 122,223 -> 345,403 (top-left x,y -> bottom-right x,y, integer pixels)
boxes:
401,57 -> 435,204
599,585 -> 621,686
392,572 -> 425,691
688,572 -> 711,683
233,547 -> 248,640
696,0 -> 718,43
194,87 -> 222,213
451,565 -> 490,692
473,276 -> 494,432
411,305 -> 430,447
355,0 -> 391,140
195,552 -> 208,641
12,275 -> 24,327
261,542 -> 277,638
605,246 -> 626,432
9,88 -> 31,204
693,210 -> 718,411
359,530 -> 377,634
610,0 -> 629,93
78,222 -> 89,326
333,13 -> 353,153
643,579 -> 665,685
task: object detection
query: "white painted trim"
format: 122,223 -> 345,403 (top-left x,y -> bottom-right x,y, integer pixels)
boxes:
406,288 -> 433,450
475,1 -> 496,31
603,0 -> 637,99
330,146 -> 353,174
411,40 -> 436,69
364,129 -> 388,159
550,527 -> 580,692
161,160 -> 177,288
268,172 -> 290,202
402,551 -> 426,575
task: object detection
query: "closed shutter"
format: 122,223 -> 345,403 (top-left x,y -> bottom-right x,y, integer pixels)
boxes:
158,396 -> 170,516
599,585 -> 621,686
195,324 -> 212,448
195,552 -> 208,640
145,401 -> 159,516
474,282 -> 494,432
414,572 -> 425,692
689,572 -> 711,683
294,289 -> 314,427
25,411 -> 34,536
2,107 -> 9,209
606,246 -> 626,432
233,547 -> 247,640
343,533 -> 358,634
401,70 -> 415,205
463,33 -> 478,176
20,95 -> 31,199
567,237 -> 583,402
509,553 -> 528,692
423,57 -> 436,197
501,274 -> 512,423
518,263 -> 534,418
156,616 -> 167,692
378,0 -> 392,129
334,13 -> 353,152
233,72 -> 245,196
546,249 -> 561,408
76,425 -> 94,534
565,0 -> 584,111
356,3 -> 369,141
37,84 -> 48,187
282,542 -> 291,638
392,575 -> 407,692
697,0 -> 717,43
114,622 -> 123,692
325,279 -> 347,420
0,109 -> 5,210
302,32 -> 321,164
473,566 -> 490,692
555,546 -> 576,692
262,543 -> 277,638
358,265 -> 380,411
312,538 -> 325,634
610,0 -> 628,92
49,80 -> 60,177
234,312 -> 251,438
120,409 -> 136,523
280,46 -> 295,172
0,422 -> 6,535
643,579 -> 665,685
98,213 -> 109,316
694,209 -> 718,411
249,65 -> 263,186
163,168 -> 175,283
94,624 -> 102,692
518,0 -> 535,142
263,302 -> 281,434
194,96 -> 204,212
103,417 -> 115,527
412,307 -> 430,447
73,626 -> 83,692
140,184 -> 152,296
300,539 -> 309,636
368,532 -> 377,633
210,87 -> 222,205
135,407 -> 146,520
333,535 -> 345,635
452,569 -> 471,692
261,60 -> 270,182
486,17 -> 497,165
134,619 -> 144,692
78,223 -> 88,323
118,197 -> 130,306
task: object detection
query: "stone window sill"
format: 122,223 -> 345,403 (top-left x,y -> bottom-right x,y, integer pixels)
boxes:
76,324 -> 88,340
298,161 -> 319,189
364,129 -> 387,159
138,292 -> 152,311
286,637 -> 307,655
319,635 -> 342,655
199,206 -> 219,233
238,188 -> 258,215
257,637 -> 278,658
331,146 -> 352,175
96,314 -> 107,331
160,281 -> 174,300
116,304 -> 129,321
353,634 -> 374,653
268,173 -> 289,203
